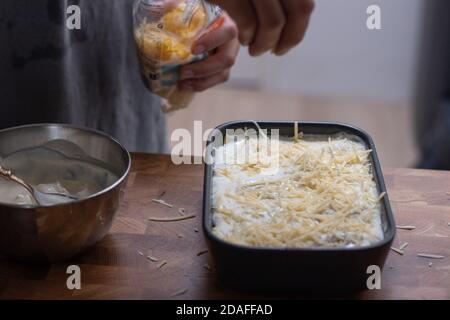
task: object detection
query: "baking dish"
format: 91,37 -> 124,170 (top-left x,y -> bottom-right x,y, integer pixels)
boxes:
203,121 -> 396,293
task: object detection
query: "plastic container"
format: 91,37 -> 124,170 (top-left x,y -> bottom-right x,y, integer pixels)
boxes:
133,0 -> 222,113
203,121 -> 396,293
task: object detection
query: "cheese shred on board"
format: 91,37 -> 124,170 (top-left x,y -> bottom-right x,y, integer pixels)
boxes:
212,133 -> 384,248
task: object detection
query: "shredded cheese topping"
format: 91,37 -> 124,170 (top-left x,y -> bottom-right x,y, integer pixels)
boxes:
212,133 -> 384,248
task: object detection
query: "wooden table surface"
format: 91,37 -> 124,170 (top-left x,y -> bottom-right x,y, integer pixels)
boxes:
1,153 -> 449,300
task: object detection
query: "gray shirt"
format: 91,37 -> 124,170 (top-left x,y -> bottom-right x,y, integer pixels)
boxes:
0,0 -> 168,153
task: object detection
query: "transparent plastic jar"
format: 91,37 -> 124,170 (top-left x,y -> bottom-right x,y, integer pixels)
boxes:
133,0 -> 222,113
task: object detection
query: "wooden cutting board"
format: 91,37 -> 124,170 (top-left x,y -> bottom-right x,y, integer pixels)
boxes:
0,154 -> 449,299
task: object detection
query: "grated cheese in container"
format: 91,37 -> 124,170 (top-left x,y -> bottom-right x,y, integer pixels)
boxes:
211,134 -> 384,248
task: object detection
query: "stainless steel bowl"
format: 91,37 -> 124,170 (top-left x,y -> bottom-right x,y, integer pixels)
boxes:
0,124 -> 131,263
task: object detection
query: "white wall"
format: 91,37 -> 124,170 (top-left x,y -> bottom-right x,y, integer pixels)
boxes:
229,0 -> 425,105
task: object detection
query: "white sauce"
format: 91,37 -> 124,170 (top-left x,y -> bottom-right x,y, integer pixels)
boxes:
0,142 -> 119,206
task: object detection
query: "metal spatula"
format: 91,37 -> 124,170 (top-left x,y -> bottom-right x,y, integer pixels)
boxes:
0,165 -> 78,206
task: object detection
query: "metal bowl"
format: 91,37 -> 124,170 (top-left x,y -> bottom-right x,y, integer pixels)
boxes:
0,124 -> 131,263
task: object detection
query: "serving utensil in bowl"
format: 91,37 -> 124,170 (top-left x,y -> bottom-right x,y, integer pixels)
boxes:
0,165 -> 79,205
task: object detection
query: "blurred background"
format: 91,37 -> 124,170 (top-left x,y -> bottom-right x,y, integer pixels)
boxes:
167,0 -> 450,169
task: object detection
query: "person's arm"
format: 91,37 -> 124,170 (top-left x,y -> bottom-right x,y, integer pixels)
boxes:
208,0 -> 315,56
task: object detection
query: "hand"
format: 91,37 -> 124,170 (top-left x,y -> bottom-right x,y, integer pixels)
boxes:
178,14 -> 239,92
208,0 -> 315,56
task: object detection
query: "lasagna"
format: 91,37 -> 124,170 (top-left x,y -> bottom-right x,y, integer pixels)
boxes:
211,130 -> 384,248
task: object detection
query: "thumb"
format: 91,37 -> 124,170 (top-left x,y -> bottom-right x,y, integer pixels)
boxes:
192,15 -> 237,55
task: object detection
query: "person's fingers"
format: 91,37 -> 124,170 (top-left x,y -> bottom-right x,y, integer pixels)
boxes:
180,38 -> 240,80
209,0 -> 313,55
191,14 -> 238,55
275,0 -> 315,55
207,0 -> 257,46
248,0 -> 286,57
178,70 -> 231,92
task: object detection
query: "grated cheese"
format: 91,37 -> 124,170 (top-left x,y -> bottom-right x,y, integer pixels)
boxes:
390,247 -> 404,255
196,250 -> 208,256
152,198 -> 174,208
397,225 -> 416,230
203,264 -> 212,271
170,288 -> 188,297
417,253 -> 444,259
211,132 -> 384,248
148,215 -> 196,222
399,242 -> 409,250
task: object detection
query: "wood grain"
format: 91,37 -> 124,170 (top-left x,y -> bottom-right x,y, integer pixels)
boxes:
0,155 -> 449,300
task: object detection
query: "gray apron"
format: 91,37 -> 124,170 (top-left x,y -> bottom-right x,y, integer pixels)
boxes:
0,0 -> 168,153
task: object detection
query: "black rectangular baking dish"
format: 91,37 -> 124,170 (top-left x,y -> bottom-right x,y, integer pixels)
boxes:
203,121 -> 396,294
